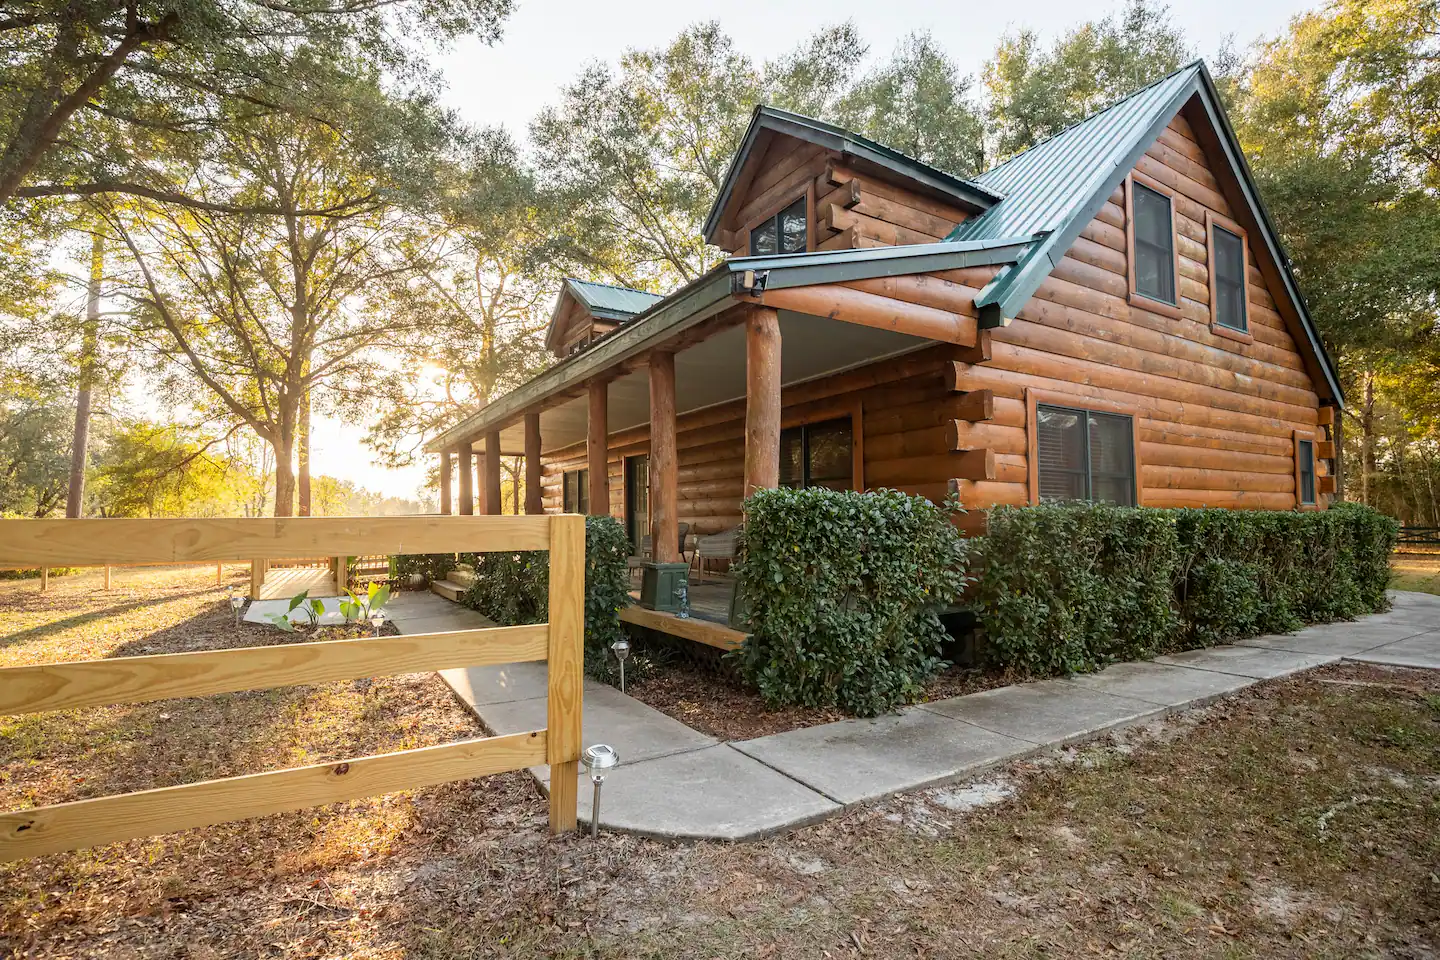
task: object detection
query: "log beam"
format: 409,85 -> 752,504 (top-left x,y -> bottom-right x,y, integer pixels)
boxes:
587,380 -> 609,516
649,350 -> 679,563
756,284 -> 977,346
484,431 -> 502,516
744,306 -> 782,498
524,414 -> 543,515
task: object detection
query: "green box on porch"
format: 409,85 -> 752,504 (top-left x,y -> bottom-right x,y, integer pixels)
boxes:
640,562 -> 690,613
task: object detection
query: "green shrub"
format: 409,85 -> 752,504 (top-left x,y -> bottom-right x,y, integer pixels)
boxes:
969,501 -> 1399,676
458,515 -> 633,682
733,487 -> 971,717
389,553 -> 456,585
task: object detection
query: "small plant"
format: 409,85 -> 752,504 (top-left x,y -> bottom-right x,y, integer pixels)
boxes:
340,582 -> 391,625
267,590 -> 326,633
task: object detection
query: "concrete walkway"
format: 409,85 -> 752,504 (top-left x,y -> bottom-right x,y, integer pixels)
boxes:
389,589 -> 1440,841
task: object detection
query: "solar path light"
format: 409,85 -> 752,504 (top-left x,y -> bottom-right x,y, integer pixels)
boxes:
228,587 -> 244,626
581,744 -> 619,839
611,638 -> 632,694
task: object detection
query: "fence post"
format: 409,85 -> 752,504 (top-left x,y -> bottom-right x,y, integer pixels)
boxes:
546,514 -> 585,833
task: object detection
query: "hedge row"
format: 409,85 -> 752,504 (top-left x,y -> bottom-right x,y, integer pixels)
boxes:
966,501 -> 1398,676
732,487 -> 971,717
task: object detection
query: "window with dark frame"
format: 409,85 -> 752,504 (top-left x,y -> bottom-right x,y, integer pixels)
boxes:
1036,404 -> 1136,506
1297,439 -> 1316,505
749,196 -> 808,256
1212,224 -> 1248,332
562,468 -> 589,514
1132,182 -> 1176,305
779,417 -> 853,491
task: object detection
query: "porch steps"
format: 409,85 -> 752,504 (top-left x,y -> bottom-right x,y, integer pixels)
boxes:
430,579 -> 467,603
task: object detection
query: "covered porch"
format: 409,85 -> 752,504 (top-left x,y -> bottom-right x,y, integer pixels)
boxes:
424,241 -> 1028,646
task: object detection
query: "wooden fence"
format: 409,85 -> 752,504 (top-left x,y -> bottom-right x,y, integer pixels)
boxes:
0,515 -> 585,861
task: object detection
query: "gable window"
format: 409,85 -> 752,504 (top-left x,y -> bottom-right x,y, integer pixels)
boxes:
1035,404 -> 1136,506
1296,439 -> 1316,506
1130,180 -> 1177,306
749,196 -> 807,256
562,469 -> 589,514
780,417 -> 853,490
1206,212 -> 1250,338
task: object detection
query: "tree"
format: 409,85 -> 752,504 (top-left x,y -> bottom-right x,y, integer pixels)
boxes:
983,0 -> 1191,159
836,31 -> 986,177
107,58 -> 453,515
0,0 -> 512,211
0,364 -> 74,516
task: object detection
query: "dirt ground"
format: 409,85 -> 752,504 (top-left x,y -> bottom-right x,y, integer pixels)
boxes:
3,566 -> 1440,958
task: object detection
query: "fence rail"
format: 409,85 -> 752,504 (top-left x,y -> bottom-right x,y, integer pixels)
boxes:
0,514 -> 584,861
1398,526 -> 1440,547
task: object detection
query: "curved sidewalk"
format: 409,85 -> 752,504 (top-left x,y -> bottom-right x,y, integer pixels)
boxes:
387,589 -> 1440,841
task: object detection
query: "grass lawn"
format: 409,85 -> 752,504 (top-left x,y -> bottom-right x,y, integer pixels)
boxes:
3,567 -> 1439,958
1392,552 -> 1440,596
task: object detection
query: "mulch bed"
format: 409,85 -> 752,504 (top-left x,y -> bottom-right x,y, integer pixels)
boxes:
626,655 -> 1009,741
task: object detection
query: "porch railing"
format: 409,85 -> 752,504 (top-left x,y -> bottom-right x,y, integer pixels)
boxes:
0,514 -> 585,861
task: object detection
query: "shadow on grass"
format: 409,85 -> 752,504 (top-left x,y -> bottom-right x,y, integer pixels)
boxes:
0,587 -> 227,653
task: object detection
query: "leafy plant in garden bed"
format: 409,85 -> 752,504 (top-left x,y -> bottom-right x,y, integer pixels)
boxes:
458,515 -> 634,682
733,487 -> 971,717
968,501 -> 1400,677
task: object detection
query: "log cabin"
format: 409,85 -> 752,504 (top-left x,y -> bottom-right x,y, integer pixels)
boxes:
427,60 -> 1343,640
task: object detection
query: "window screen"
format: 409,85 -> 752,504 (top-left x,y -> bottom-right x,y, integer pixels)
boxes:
1036,404 -> 1135,506
779,417 -> 853,490
562,469 -> 589,514
1297,440 -> 1316,505
1213,225 -> 1247,331
1132,182 -> 1176,305
750,197 -> 807,256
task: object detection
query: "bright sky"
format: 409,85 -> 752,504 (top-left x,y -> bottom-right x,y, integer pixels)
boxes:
314,0 -> 1316,500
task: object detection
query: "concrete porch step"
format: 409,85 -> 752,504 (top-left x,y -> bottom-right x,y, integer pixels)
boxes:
430,579 -> 466,602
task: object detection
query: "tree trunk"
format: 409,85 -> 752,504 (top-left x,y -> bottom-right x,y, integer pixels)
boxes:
1360,369 -> 1376,507
66,232 -> 103,518
273,409 -> 297,517
297,385 -> 311,516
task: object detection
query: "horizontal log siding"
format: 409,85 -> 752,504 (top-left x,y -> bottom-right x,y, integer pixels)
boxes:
973,116 -> 1328,511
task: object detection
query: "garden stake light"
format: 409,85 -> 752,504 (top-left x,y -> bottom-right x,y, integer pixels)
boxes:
228,587 -> 244,626
610,638 -> 631,694
581,744 -> 619,839
369,612 -> 385,637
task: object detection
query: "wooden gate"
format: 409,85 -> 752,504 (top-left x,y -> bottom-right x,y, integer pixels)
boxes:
0,514 -> 584,861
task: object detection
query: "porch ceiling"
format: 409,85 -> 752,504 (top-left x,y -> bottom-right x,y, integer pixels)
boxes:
476,311 -> 930,456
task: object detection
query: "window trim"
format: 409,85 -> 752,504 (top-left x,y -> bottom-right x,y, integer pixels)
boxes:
1026,389 -> 1143,506
743,187 -> 814,257
1124,172 -> 1183,319
1205,211 -> 1253,344
779,399 -> 864,492
1293,429 -> 1319,510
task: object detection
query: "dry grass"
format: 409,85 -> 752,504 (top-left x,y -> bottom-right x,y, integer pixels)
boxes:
3,568 -> 1440,958
1392,553 -> 1440,596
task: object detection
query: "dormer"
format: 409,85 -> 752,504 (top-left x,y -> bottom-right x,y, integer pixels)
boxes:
702,107 -> 1000,257
544,278 -> 664,360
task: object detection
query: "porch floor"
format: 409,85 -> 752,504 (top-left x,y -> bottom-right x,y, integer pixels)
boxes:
256,565 -> 337,601
622,578 -> 745,650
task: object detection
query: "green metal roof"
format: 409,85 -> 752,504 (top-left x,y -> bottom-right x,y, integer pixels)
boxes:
562,278 -> 664,322
944,59 -> 1343,407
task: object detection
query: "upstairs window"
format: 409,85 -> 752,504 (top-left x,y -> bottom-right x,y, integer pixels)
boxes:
1208,215 -> 1249,335
750,197 -> 807,256
1130,179 -> 1177,307
1036,404 -> 1136,506
562,469 -> 589,514
780,417 -> 853,491
1296,439 -> 1316,506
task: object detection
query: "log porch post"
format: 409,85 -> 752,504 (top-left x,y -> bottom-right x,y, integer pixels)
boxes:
524,413 -> 543,515
439,449 -> 453,515
587,379 -> 609,516
456,443 -> 474,516
484,430 -> 502,516
744,305 -> 782,498
649,350 -> 679,563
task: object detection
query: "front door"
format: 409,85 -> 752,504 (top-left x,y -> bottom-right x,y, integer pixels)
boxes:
625,455 -> 649,553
